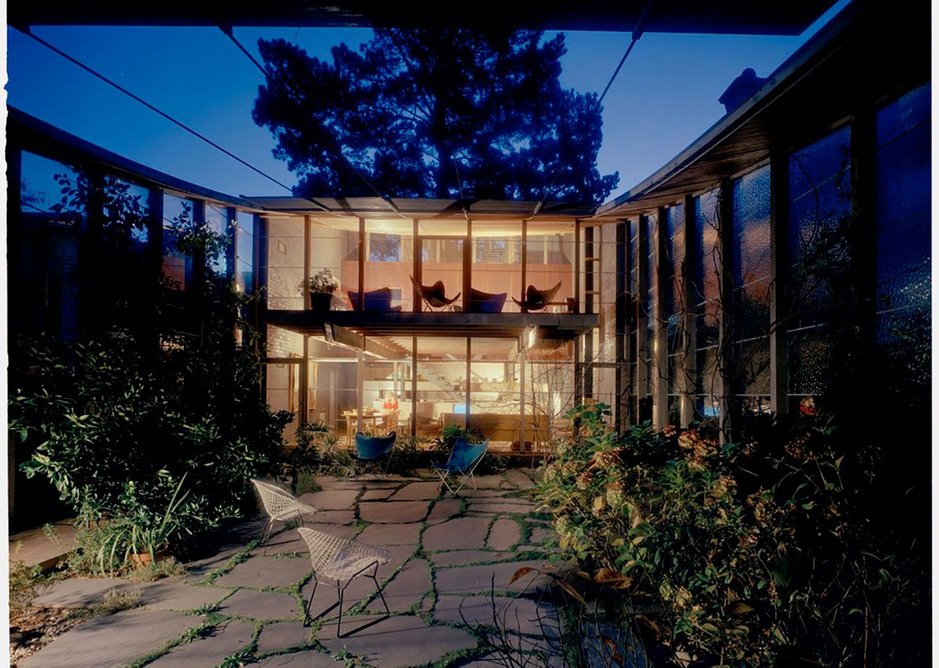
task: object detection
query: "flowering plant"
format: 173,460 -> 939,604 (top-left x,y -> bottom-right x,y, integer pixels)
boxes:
299,268 -> 340,295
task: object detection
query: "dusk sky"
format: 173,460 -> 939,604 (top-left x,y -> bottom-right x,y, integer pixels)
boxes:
7,2 -> 849,203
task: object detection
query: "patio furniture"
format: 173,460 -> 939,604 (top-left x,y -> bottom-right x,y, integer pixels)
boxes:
348,287 -> 402,312
512,281 -> 563,312
431,437 -> 489,495
250,479 -> 319,554
354,431 -> 397,472
468,288 -> 507,313
410,275 -> 461,310
298,527 -> 391,637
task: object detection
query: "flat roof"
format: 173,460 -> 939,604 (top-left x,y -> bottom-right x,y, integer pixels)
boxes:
248,196 -> 592,220
592,1 -> 930,219
11,1 -> 837,35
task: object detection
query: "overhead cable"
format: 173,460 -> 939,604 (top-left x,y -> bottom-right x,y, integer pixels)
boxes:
18,26 -> 333,213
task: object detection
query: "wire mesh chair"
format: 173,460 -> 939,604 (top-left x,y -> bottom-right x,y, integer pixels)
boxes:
431,438 -> 489,495
297,527 -> 391,637
250,479 -> 319,554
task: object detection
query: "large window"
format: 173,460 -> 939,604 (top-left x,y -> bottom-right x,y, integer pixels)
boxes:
874,84 -> 930,392
692,189 -> 721,420
663,204 -> 685,424
786,126 -> 852,407
15,151 -> 82,339
730,164 -> 772,416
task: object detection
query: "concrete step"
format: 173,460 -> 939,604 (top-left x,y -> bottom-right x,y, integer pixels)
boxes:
10,520 -> 76,571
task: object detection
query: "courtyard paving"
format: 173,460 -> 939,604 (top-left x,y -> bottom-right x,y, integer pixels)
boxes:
18,471 -> 569,667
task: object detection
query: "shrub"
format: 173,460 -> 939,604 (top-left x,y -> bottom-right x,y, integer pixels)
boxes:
536,403 -> 924,666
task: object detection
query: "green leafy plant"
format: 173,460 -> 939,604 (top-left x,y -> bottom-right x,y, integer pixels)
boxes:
535,402 -> 922,666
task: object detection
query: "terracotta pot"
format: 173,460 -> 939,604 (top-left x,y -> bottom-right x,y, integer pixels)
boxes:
130,548 -> 170,567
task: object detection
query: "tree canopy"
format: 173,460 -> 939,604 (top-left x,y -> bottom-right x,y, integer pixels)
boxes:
253,29 -> 618,204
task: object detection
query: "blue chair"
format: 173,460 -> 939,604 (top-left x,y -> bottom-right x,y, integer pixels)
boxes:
432,437 -> 489,495
354,431 -> 396,471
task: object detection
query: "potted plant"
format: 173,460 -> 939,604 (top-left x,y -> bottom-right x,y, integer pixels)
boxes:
91,474 -> 200,573
299,268 -> 340,312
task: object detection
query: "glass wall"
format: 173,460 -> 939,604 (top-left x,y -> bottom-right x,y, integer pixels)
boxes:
205,202 -> 229,275
418,219 -> 466,310
731,164 -> 772,416
235,210 -> 255,294
526,223 -> 575,311
15,151 -> 83,339
692,189 -> 721,420
786,126 -> 852,407
472,221 -> 522,312
364,218 -> 413,311
663,204 -> 685,424
162,194 -> 191,289
874,84 -> 930,392
266,216 -> 304,310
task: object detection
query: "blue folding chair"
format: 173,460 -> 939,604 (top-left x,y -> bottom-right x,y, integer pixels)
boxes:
354,431 -> 396,472
432,437 -> 489,495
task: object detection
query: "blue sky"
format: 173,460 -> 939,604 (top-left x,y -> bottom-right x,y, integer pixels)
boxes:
6,2 -> 849,202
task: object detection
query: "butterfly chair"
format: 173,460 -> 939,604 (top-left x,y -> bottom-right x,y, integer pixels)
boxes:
512,281 -> 563,312
347,287 -> 402,312
468,288 -> 508,313
298,527 -> 391,637
354,431 -> 397,473
410,275 -> 461,311
432,437 -> 490,495
250,479 -> 319,555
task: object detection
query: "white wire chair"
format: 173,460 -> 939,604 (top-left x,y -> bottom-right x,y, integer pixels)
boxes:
297,526 -> 391,637
250,479 -> 319,554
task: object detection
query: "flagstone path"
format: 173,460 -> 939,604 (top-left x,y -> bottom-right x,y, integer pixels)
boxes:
19,471 -> 568,668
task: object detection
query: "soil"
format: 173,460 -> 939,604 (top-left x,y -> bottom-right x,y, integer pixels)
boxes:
10,605 -> 89,666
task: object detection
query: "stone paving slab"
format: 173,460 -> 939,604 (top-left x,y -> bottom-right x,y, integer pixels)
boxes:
253,531 -> 307,556
487,518 -> 522,551
459,489 -> 509,498
427,498 -> 463,524
315,477 -> 363,491
217,588 -> 300,621
504,469 -> 537,490
138,581 -> 232,612
148,618 -> 255,667
359,500 -> 429,523
255,621 -> 313,655
472,475 -> 510,489
185,544 -> 252,580
368,558 -> 432,613
31,577 -> 135,609
355,522 -> 422,546
434,594 -> 560,637
255,649 -> 340,667
318,614 -> 477,668
360,488 -> 397,500
305,509 -> 356,525
422,516 -> 491,551
387,481 -> 441,500
467,499 -> 537,515
298,489 -> 359,510
18,609 -> 202,668
434,559 -> 554,595
428,550 -> 515,567
213,555 -> 310,589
